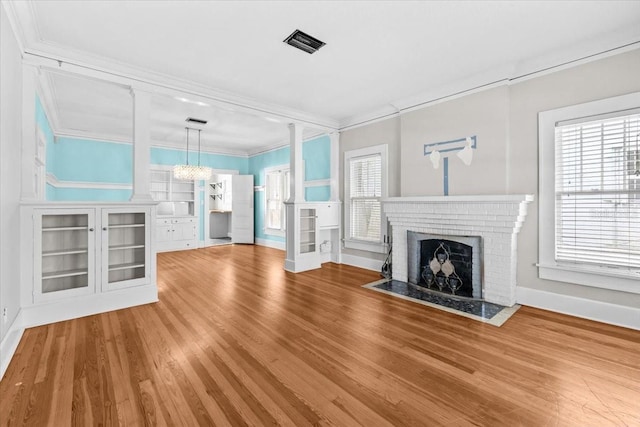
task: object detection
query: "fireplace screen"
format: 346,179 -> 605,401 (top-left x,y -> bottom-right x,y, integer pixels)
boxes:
407,231 -> 482,299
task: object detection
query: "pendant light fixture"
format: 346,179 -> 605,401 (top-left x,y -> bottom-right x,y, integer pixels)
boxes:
173,126 -> 212,181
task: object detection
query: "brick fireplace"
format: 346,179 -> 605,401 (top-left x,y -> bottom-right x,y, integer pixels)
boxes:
382,195 -> 533,306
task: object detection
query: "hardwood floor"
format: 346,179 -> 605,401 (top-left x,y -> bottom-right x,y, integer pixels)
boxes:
1,245 -> 639,426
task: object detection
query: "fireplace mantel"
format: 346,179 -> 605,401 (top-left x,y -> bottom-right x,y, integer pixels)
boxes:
382,194 -> 534,204
382,194 -> 533,306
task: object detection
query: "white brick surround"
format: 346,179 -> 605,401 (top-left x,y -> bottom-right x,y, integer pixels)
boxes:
382,195 -> 534,306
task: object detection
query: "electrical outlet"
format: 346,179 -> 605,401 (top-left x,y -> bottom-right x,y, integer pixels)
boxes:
2,307 -> 7,323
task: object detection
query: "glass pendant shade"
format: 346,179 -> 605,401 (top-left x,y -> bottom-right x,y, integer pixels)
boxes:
173,164 -> 211,180
174,127 -> 211,181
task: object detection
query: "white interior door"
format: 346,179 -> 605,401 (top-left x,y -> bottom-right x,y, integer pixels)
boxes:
231,175 -> 254,244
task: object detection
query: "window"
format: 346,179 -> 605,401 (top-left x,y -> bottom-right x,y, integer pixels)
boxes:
264,166 -> 290,235
344,144 -> 388,253
538,92 -> 640,293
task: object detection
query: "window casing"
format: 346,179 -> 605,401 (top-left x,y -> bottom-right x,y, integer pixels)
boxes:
264,166 -> 290,236
538,92 -> 640,294
344,144 -> 388,253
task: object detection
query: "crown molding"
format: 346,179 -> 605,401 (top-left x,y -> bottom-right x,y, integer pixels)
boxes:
52,129 -> 251,158
340,37 -> 640,131
8,0 -> 339,131
35,68 -> 62,132
1,0 -> 30,54
246,129 -> 328,157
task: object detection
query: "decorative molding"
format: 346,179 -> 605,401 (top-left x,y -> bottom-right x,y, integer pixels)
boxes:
255,237 -> 285,251
246,129 -> 328,157
19,285 -> 158,330
304,179 -> 331,188
46,173 -> 132,190
0,310 -> 25,381
340,253 -> 383,272
340,43 -> 640,131
517,286 -> 640,331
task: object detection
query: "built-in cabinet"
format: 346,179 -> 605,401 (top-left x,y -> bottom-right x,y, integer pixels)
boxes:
150,166 -> 198,252
23,203 -> 156,312
284,201 -> 341,272
156,216 -> 197,251
101,209 -> 151,291
35,209 -> 95,301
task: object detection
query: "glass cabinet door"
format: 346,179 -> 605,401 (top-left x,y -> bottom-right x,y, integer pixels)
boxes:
102,209 -> 150,290
35,209 -> 95,301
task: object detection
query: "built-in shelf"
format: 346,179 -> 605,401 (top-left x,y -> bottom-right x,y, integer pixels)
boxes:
42,268 -> 89,280
108,224 -> 145,229
42,226 -> 88,232
108,262 -> 145,272
42,248 -> 88,257
109,244 -> 145,251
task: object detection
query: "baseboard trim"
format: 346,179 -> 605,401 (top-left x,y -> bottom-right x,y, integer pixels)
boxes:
0,310 -> 25,380
340,253 -> 383,272
517,286 -> 640,331
255,238 -> 285,251
20,285 -> 158,330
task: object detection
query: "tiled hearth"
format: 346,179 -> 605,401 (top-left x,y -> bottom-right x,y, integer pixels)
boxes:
382,195 -> 533,306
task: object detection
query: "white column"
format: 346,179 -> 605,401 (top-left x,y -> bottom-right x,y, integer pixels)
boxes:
288,123 -> 304,203
329,131 -> 339,201
130,87 -> 153,201
20,64 -> 38,201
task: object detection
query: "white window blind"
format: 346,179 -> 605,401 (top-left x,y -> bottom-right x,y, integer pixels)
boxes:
265,168 -> 290,231
555,112 -> 640,272
349,154 -> 382,242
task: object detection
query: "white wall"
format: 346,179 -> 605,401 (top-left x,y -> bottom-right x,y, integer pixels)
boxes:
340,116 -> 401,268
1,2 -> 25,370
401,85 -> 510,196
509,49 -> 640,309
339,48 -> 640,319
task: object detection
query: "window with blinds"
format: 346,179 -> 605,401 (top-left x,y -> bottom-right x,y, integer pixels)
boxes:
265,168 -> 290,232
555,111 -> 640,272
349,154 -> 382,242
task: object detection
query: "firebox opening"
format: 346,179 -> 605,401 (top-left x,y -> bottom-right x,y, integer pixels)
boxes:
407,231 -> 483,300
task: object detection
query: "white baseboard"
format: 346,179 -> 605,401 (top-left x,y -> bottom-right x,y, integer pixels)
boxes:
0,311 -> 25,381
20,285 -> 158,330
340,253 -> 383,272
517,286 -> 640,331
255,238 -> 285,251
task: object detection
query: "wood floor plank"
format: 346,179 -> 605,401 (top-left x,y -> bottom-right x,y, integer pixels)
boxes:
1,245 -> 639,426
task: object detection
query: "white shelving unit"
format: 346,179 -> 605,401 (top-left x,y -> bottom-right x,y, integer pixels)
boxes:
102,209 -> 150,290
284,203 -> 321,272
28,204 -> 154,305
299,208 -> 317,254
284,201 -> 341,272
35,209 -> 95,300
150,166 -> 198,252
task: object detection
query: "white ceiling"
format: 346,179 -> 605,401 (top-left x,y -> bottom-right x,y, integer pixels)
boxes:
8,0 -> 640,153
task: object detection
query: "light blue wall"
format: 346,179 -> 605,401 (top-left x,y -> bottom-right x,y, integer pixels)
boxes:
49,137 -> 133,201
303,135 -> 331,202
249,146 -> 290,243
151,147 -> 249,173
248,135 -> 332,243
40,97 -> 332,243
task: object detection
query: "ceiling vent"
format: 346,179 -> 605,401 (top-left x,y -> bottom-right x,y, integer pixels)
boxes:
185,117 -> 208,125
284,29 -> 325,54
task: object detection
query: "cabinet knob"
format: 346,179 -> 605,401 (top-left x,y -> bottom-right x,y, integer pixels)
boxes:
103,227 -> 107,231
89,228 -> 94,231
